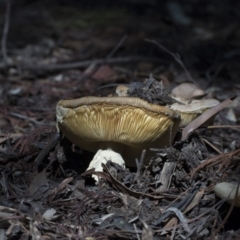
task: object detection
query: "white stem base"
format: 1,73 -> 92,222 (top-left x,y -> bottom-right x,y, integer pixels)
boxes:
86,149 -> 125,182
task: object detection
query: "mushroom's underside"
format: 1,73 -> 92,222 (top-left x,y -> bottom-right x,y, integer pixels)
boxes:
57,97 -> 181,166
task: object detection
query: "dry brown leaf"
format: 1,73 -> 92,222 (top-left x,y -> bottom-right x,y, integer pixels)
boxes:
163,217 -> 178,231
184,189 -> 205,213
91,65 -> 116,81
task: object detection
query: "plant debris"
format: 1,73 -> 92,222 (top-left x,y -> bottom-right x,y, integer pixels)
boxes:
127,76 -> 176,105
0,1 -> 240,239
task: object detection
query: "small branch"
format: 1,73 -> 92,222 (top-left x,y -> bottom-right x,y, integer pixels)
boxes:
20,56 -> 166,72
9,112 -> 43,126
1,0 -> 11,65
135,149 -> 146,179
76,35 -> 128,91
35,132 -> 60,166
181,97 -> 234,141
153,185 -> 199,226
107,35 -> 127,59
157,162 -> 177,192
145,39 -> 197,86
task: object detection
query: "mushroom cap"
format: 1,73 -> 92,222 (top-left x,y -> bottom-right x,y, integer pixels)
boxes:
171,83 -> 205,103
116,85 -> 129,97
56,96 -> 181,166
214,182 -> 240,207
170,99 -> 220,127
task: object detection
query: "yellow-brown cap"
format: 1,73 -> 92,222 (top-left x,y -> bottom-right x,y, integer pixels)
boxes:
170,99 -> 220,127
171,83 -> 205,104
56,96 -> 181,166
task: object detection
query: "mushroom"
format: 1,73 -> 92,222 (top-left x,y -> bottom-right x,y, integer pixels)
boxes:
56,96 -> 181,171
169,99 -> 220,127
116,85 -> 129,97
171,83 -> 205,104
86,149 -> 125,182
214,182 -> 240,207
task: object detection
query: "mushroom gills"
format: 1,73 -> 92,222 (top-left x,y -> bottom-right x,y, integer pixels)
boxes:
56,96 -> 181,167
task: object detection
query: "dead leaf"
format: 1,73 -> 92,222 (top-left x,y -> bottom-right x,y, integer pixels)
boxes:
29,169 -> 48,196
91,65 -> 116,81
184,189 -> 205,213
163,217 -> 178,231
42,208 -> 57,221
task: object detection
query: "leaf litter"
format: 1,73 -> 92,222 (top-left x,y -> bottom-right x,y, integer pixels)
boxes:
1,77 -> 239,239
0,3 -> 240,239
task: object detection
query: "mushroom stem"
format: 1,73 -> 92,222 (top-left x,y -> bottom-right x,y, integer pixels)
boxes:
86,148 -> 125,182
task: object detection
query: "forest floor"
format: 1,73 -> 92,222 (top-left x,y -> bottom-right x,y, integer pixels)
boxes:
0,1 -> 240,239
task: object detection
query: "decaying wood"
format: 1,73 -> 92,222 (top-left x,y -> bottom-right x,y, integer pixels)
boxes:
157,161 -> 176,192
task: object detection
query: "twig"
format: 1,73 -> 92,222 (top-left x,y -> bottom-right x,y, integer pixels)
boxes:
145,39 -> 197,86
153,185 -> 199,226
156,207 -> 220,233
201,138 -> 222,154
1,0 -> 11,65
107,35 -> 127,59
1,172 -> 10,198
21,56 -> 166,72
73,62 -> 100,92
157,162 -> 176,191
91,83 -> 125,94
135,149 -> 146,179
9,112 -> 43,126
181,97 -> 234,141
207,125 -> 240,129
133,223 -> 141,240
35,132 -> 60,166
207,125 -> 240,133
170,223 -> 177,240
190,148 -> 240,179
75,36 -> 128,91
